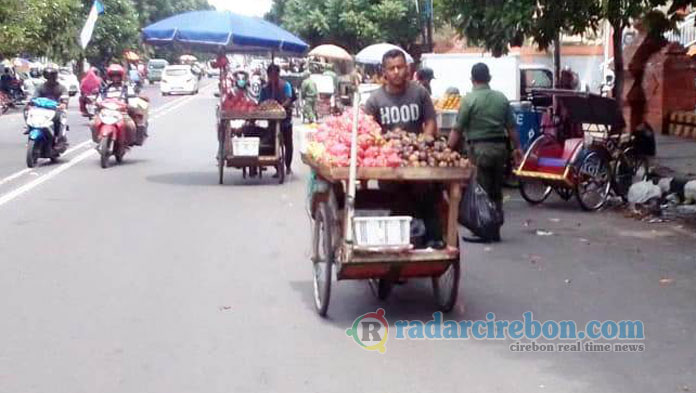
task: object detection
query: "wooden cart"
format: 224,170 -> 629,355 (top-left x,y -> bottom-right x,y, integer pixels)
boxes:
216,109 -> 287,185
303,154 -> 471,316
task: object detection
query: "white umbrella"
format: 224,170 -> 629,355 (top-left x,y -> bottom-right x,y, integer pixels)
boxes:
355,43 -> 414,65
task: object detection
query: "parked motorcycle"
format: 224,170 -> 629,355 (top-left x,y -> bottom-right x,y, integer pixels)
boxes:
24,97 -> 68,168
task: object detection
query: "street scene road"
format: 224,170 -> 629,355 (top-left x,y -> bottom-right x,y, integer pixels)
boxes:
4,0 -> 696,391
1,80 -> 695,392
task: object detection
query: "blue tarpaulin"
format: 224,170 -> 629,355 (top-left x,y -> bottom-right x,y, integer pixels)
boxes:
142,10 -> 309,56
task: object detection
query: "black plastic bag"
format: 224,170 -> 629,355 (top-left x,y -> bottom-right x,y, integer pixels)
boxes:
458,179 -> 504,240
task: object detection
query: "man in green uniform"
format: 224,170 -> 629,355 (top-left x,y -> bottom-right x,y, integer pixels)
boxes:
448,63 -> 523,242
300,75 -> 318,123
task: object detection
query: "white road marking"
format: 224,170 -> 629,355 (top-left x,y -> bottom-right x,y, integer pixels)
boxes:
0,148 -> 95,208
0,168 -> 32,187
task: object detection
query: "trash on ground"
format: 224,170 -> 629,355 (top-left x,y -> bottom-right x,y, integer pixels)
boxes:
628,180 -> 662,204
659,277 -> 675,287
536,229 -> 554,236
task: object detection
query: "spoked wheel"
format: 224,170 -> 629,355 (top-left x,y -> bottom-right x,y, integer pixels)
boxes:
277,138 -> 286,185
575,150 -> 612,211
554,186 -> 574,201
613,148 -> 649,201
99,136 -> 112,169
312,201 -> 334,317
26,139 -> 40,168
218,132 -> 225,185
520,179 -> 552,204
432,258 -> 461,313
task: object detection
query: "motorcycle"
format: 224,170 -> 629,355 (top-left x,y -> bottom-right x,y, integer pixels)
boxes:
93,95 -> 149,168
83,92 -> 99,119
25,97 -> 68,168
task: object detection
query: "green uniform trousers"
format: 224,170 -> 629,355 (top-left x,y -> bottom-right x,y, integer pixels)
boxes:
303,97 -> 317,123
468,141 -> 508,212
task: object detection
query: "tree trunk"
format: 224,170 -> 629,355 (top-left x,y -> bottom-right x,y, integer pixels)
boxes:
612,23 -> 624,109
553,34 -> 561,88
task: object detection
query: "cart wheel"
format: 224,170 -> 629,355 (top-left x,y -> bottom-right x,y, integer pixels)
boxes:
575,150 -> 611,211
519,179 -> 552,204
312,202 -> 334,317
613,148 -> 649,201
218,131 -> 225,185
277,143 -> 285,185
554,186 -> 574,201
432,259 -> 461,313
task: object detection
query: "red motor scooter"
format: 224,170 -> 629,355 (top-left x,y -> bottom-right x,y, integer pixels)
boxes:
93,98 -> 130,168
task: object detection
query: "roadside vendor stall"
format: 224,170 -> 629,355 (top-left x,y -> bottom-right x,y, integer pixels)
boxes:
142,10 -> 309,185
302,95 -> 472,316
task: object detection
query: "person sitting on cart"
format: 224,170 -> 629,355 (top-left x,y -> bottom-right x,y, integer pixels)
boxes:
260,64 -> 296,176
447,63 -> 523,243
364,49 -> 444,250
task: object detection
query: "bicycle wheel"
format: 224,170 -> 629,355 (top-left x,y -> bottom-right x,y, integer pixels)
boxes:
575,150 -> 611,211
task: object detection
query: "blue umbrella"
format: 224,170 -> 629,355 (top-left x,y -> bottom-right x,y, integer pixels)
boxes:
142,10 -> 308,56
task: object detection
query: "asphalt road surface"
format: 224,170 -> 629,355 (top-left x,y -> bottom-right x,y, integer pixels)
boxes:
0,81 -> 695,393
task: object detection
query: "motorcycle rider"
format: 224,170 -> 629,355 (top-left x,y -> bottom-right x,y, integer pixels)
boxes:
79,67 -> 103,116
0,67 -> 13,94
93,64 -> 138,145
30,67 -> 68,141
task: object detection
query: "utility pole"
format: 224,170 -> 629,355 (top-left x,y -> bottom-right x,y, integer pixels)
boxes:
427,0 -> 434,53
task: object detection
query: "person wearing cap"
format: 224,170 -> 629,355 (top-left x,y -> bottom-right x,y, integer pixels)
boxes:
448,62 -> 523,242
415,67 -> 435,95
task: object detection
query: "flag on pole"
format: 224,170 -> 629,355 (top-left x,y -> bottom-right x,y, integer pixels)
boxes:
80,0 -> 105,50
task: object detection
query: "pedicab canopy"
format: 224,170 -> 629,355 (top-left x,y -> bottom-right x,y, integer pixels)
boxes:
142,10 -> 309,56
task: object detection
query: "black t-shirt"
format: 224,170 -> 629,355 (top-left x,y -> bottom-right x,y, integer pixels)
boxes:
364,82 -> 436,134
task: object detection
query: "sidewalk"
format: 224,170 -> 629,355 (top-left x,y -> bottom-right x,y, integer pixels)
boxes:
653,132 -> 696,179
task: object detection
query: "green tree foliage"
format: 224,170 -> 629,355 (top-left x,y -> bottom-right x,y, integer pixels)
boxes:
267,0 -> 421,53
80,0 -> 140,66
0,0 -> 83,62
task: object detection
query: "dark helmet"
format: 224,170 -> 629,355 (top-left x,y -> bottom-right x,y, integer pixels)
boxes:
43,67 -> 58,81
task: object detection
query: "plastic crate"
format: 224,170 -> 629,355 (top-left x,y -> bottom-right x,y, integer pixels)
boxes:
353,216 -> 412,247
437,110 -> 458,129
232,137 -> 260,157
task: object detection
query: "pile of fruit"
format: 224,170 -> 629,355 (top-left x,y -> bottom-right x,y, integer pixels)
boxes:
385,129 -> 468,168
256,100 -> 286,117
221,89 -> 258,113
434,93 -> 461,111
306,111 -> 469,169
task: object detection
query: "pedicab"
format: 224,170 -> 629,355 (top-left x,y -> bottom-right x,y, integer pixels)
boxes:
302,93 -> 471,316
142,10 -> 309,185
514,89 -> 648,210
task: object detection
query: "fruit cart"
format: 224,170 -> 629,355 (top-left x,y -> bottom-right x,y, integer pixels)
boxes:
141,9 -> 310,184
302,95 -> 471,316
216,106 -> 287,184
